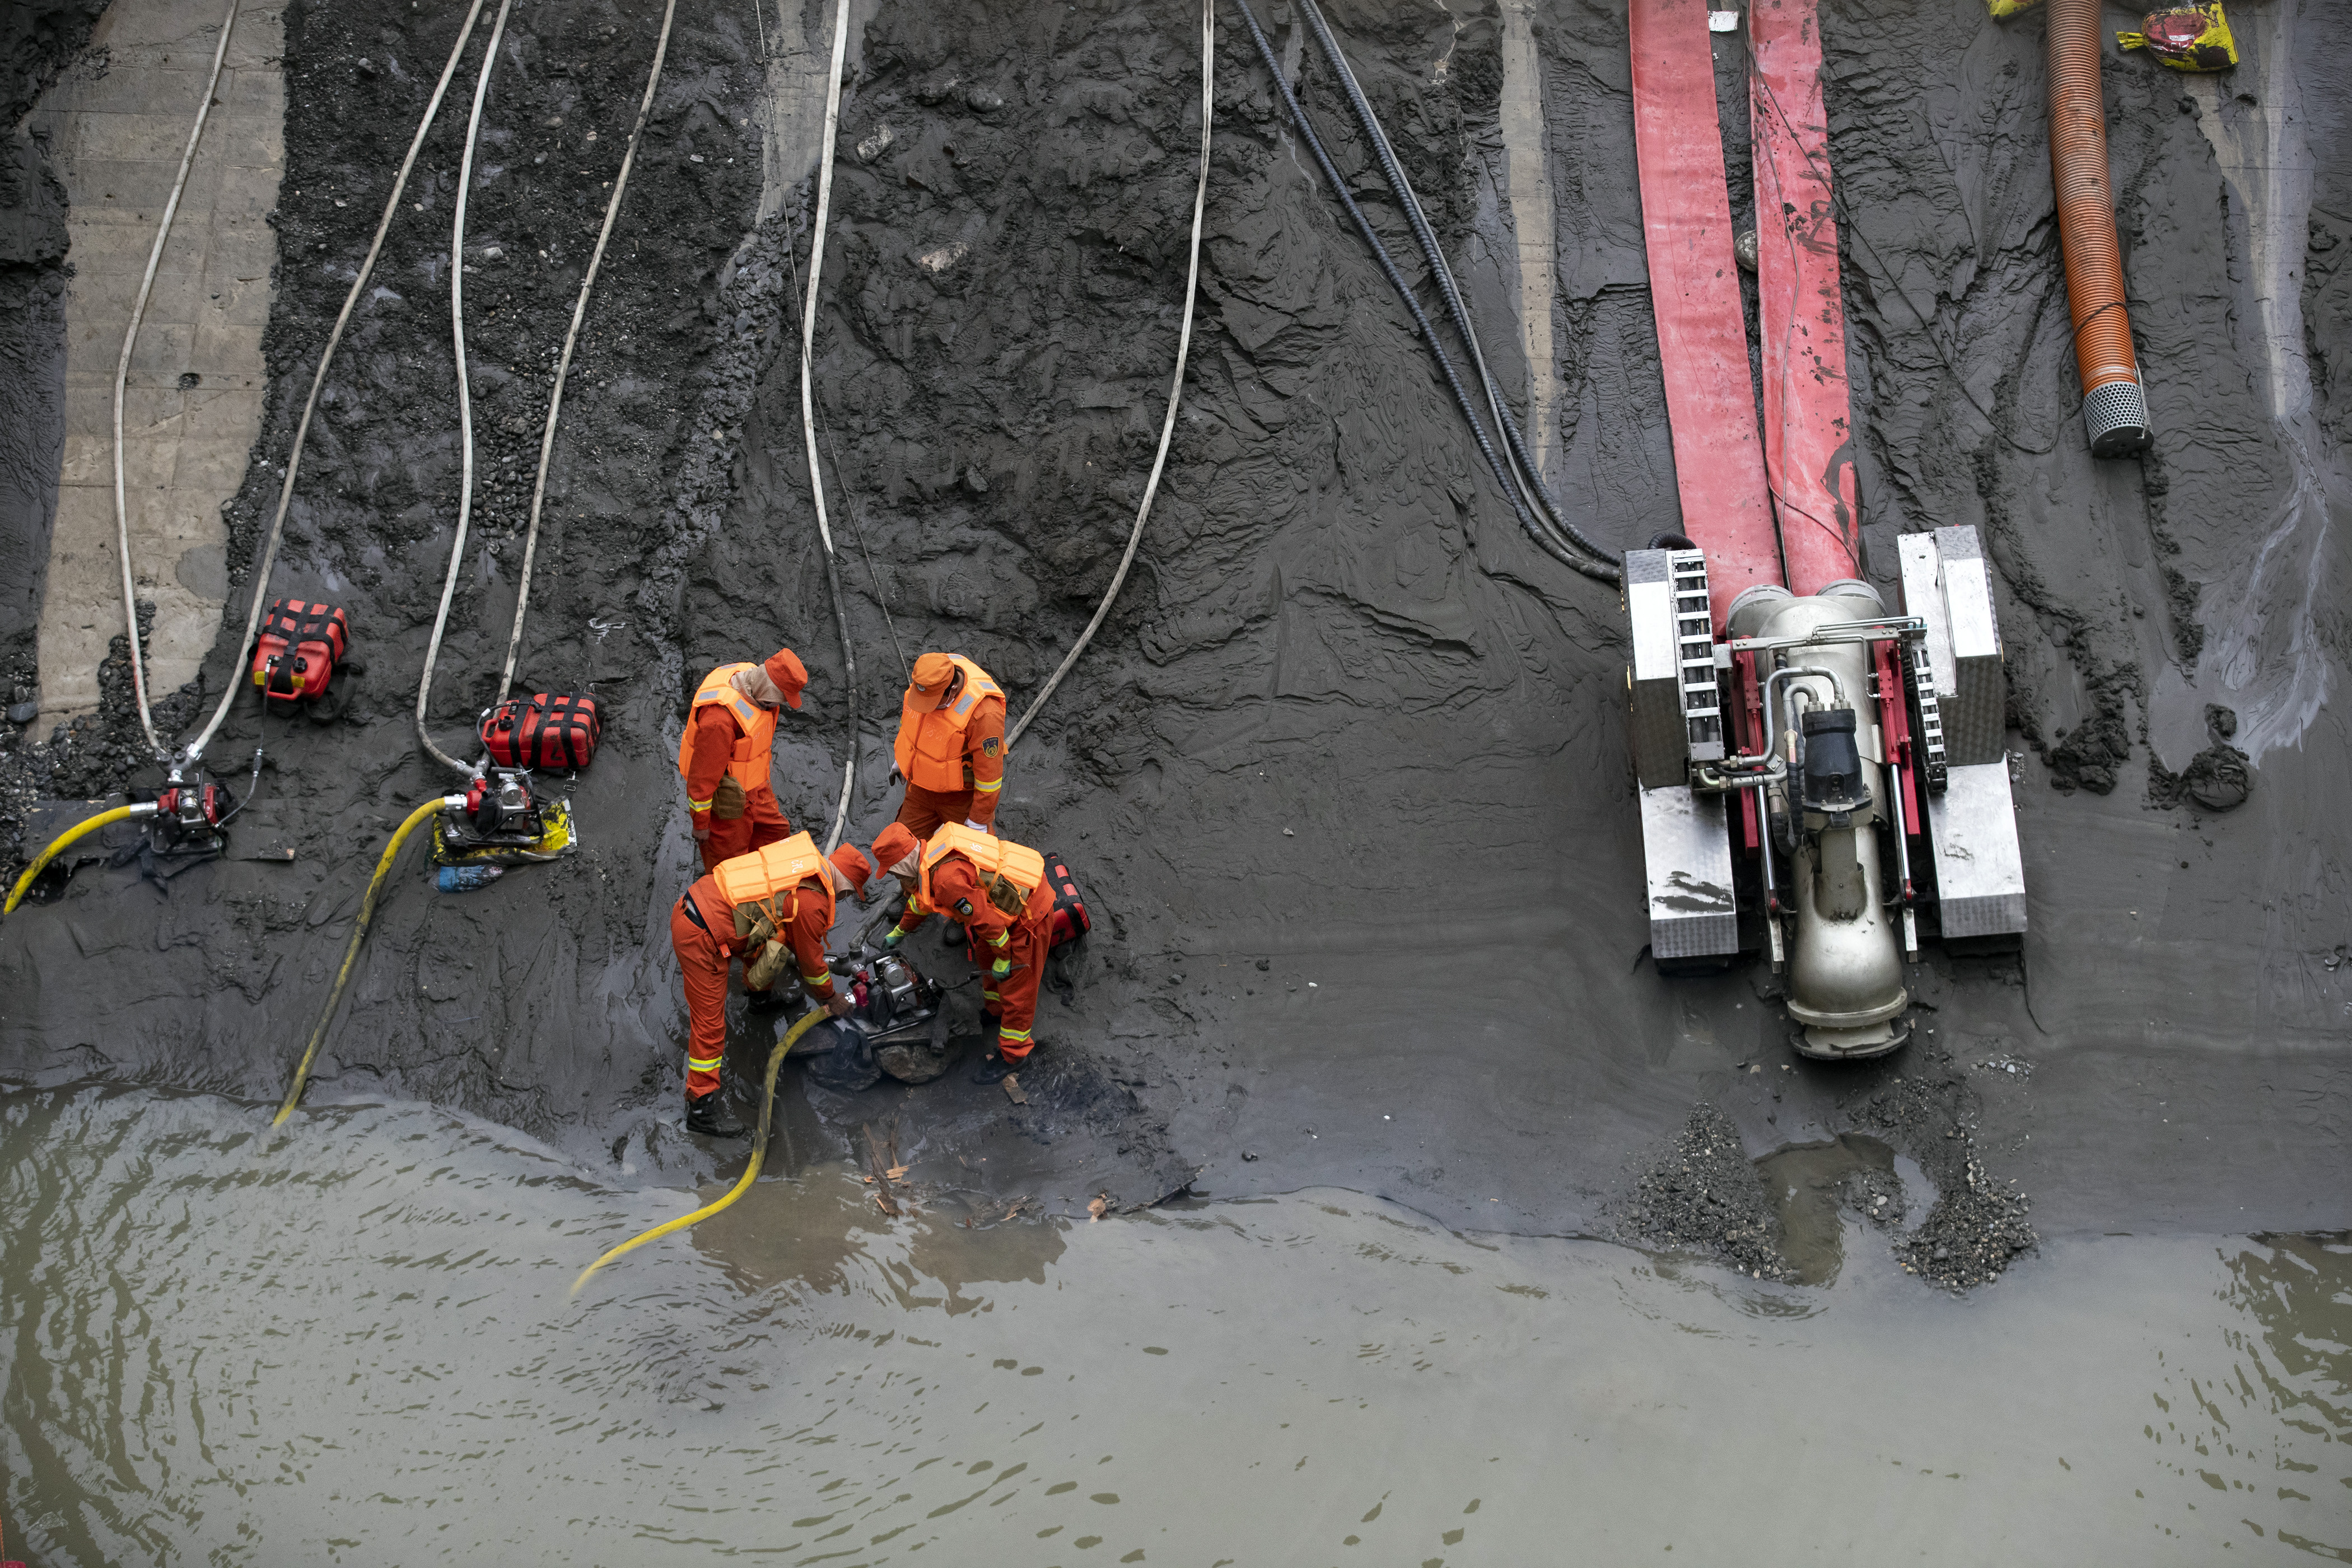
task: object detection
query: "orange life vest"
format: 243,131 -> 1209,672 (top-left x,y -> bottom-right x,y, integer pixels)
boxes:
712,831 -> 833,932
919,823 -> 1053,925
894,655 -> 1004,792
676,662 -> 774,792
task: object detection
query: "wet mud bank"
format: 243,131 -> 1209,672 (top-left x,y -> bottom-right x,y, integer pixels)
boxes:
1,0 -> 2346,1252
0,1 -> 109,795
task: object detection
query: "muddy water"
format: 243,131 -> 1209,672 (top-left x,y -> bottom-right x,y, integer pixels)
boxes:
3,1085 -> 2346,1566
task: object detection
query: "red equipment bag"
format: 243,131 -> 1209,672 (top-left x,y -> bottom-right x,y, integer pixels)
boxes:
1043,852 -> 1091,949
479,691 -> 601,770
250,599 -> 350,701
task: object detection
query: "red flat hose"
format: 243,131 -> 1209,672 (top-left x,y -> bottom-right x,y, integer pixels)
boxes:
1628,0 -> 1782,628
2046,0 -> 2152,456
1748,0 -> 1864,595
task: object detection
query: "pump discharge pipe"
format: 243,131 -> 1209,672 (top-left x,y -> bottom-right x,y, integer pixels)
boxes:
273,795 -> 466,1126
5,804 -> 160,914
2046,0 -> 2152,456
571,1007 -> 829,1297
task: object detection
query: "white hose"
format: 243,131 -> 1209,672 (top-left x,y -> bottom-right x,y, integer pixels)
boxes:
416,0 -> 516,778
182,0 -> 491,766
799,0 -> 852,564
1004,0 -> 1215,753
802,0 -> 856,854
113,0 -> 240,759
495,0 -> 679,699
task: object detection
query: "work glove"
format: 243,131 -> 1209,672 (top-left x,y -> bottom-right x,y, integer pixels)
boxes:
693,822 -> 711,843
881,926 -> 904,949
711,774 -> 748,822
990,955 -> 1012,980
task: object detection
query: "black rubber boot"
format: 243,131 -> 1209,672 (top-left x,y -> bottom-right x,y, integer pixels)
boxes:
685,1092 -> 748,1138
969,1049 -> 1011,1084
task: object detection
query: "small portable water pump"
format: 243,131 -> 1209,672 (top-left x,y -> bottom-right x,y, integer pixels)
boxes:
430,766 -> 578,866
152,771 -> 230,852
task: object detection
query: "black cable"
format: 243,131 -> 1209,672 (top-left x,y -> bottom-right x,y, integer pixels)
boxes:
1294,0 -> 1620,569
1232,0 -> 1617,586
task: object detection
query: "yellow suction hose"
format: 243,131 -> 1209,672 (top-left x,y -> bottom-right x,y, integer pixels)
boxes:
571,1007 -> 829,1298
273,795 -> 463,1126
5,803 -> 157,914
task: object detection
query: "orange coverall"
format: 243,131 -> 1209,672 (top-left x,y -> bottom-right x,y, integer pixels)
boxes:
685,702 -> 791,872
670,871 -> 843,1099
894,851 -> 1050,1060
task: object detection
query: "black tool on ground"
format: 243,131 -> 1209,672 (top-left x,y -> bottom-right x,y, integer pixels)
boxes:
479,691 -> 601,771
250,599 -> 352,704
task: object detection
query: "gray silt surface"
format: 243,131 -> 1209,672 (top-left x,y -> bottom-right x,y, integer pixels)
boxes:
0,0 -> 2344,1266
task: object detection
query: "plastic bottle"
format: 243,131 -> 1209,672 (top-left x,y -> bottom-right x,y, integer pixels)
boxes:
436,864 -> 504,893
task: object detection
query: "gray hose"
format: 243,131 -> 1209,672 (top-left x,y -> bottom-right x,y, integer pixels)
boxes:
1234,0 -> 1614,585
183,0 -> 491,767
497,0 -> 680,701
1295,0 -> 1618,571
415,0 -> 516,780
800,0 -> 860,855
115,0 -> 241,760
1005,0 -> 1217,750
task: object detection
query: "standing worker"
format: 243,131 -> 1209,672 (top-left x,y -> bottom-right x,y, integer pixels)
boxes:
869,821 -> 1053,1081
892,652 -> 1007,838
668,832 -> 874,1136
679,648 -> 808,873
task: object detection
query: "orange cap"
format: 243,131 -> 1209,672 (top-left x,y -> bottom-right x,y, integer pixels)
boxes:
827,843 -> 872,898
871,822 -> 921,876
764,648 -> 808,709
909,651 -> 956,700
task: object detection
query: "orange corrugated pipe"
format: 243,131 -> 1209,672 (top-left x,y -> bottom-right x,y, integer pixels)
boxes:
2046,0 -> 2152,456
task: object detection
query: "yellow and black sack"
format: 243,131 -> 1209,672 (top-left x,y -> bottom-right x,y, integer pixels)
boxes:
2118,3 -> 2237,71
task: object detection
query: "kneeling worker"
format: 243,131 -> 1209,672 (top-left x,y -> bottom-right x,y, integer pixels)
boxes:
869,820 -> 1052,1080
669,831 -> 873,1136
679,648 -> 808,873
892,651 -> 1006,837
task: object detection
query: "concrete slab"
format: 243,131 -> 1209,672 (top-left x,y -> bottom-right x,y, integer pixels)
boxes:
26,0 -> 285,721
1497,0 -> 1560,490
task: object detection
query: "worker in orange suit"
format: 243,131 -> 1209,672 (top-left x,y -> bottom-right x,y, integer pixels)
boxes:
891,651 -> 1007,838
669,833 -> 872,1137
870,820 -> 1052,1082
678,648 -> 807,873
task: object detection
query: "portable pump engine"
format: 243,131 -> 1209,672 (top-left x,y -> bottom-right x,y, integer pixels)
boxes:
1621,525 -> 2028,1059
778,947 -> 950,1092
152,772 -> 230,853
430,764 -> 578,866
